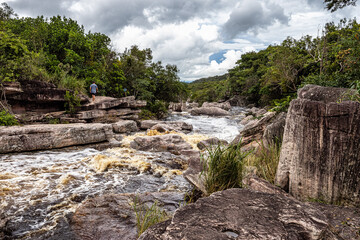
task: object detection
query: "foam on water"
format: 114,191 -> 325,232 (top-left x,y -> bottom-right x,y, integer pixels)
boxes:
0,108 -> 246,238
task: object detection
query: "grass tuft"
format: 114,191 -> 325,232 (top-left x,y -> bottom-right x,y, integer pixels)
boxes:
244,141 -> 281,184
132,197 -> 169,238
201,143 -> 252,195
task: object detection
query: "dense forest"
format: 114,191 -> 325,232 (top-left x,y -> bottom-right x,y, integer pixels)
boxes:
189,18 -> 360,111
1,0 -> 360,122
0,3 -> 188,119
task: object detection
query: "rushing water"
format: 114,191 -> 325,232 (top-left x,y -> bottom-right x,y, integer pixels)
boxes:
0,109 -> 246,239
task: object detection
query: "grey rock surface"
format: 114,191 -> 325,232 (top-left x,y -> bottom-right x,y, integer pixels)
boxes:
202,101 -> 231,111
139,188 -> 338,240
71,192 -> 184,240
276,84 -> 360,206
0,123 -> 114,153
130,134 -> 193,155
190,107 -> 230,116
112,120 -> 138,133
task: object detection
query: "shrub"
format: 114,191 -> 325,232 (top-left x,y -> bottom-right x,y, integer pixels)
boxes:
0,110 -> 19,126
64,90 -> 81,115
132,197 -> 169,238
201,143 -> 252,195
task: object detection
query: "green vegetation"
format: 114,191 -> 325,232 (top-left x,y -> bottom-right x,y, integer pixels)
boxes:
0,3 -> 188,118
188,19 -> 360,111
0,110 -> 18,126
132,197 -> 169,238
201,143 -> 251,195
244,142 -> 281,184
64,90 -> 81,115
188,74 -> 228,105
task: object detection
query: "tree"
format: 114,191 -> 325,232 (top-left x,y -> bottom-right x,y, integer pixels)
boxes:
324,0 -> 357,12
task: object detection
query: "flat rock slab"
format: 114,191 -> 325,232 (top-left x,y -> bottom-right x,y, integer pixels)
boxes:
190,107 -> 230,116
71,192 -> 185,240
140,188 -> 340,240
0,123 -> 113,153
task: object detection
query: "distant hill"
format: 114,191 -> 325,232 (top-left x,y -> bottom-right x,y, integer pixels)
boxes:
189,74 -> 228,84
187,74 -> 229,104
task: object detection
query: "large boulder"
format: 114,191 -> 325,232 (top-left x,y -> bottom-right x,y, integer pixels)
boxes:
202,101 -> 231,111
71,192 -> 184,240
140,120 -> 193,133
276,85 -> 360,206
197,137 -> 228,150
0,123 -> 114,153
112,120 -> 138,133
130,134 -> 193,154
168,102 -> 186,112
139,188 -> 340,240
232,111 -> 277,146
190,107 -> 230,116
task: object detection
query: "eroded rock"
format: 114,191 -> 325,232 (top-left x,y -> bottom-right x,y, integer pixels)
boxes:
139,188 -> 338,240
130,134 -> 193,155
276,85 -> 360,206
190,107 -> 230,116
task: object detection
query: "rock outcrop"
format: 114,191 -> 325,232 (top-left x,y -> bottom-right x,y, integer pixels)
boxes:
202,101 -> 231,111
112,120 -> 138,133
130,134 -> 193,155
140,120 -> 193,133
190,107 -> 230,116
276,85 -> 360,206
71,192 -> 184,240
139,188 -> 342,240
197,137 -> 228,150
0,123 -> 116,153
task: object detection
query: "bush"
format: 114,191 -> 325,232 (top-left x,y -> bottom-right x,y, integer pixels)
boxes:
132,197 -> 169,237
201,143 -> 252,195
0,110 -> 19,126
64,90 -> 81,115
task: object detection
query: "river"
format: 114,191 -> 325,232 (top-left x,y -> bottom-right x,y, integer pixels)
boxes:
0,108 -> 246,239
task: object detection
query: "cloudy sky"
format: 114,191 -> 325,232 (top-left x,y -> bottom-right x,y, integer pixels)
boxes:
5,0 -> 360,81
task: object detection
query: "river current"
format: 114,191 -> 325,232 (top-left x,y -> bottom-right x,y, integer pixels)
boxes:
0,108 -> 246,239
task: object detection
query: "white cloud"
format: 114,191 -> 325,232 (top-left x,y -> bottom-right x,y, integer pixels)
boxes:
7,0 -> 360,81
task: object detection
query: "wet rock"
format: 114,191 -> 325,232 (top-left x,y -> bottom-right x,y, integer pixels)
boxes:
130,134 -> 193,155
197,137 -> 228,150
276,85 -> 360,206
112,120 -> 138,133
139,188 -> 339,240
71,192 -> 185,240
190,107 -> 230,116
140,120 -> 193,133
0,123 -> 114,153
202,101 -> 231,111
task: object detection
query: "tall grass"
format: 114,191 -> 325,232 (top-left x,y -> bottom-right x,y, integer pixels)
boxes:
201,143 -> 252,195
244,141 -> 281,184
132,197 -> 169,238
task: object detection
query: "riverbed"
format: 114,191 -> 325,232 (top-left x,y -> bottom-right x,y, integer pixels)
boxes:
0,109 -> 245,239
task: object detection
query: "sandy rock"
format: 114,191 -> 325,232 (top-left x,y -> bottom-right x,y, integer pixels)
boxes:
130,134 -> 193,155
190,107 -> 230,116
197,137 -> 228,150
112,120 -> 138,133
202,101 -> 231,111
0,123 -> 114,153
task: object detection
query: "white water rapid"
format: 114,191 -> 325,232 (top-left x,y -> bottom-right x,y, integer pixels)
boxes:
0,108 -> 246,239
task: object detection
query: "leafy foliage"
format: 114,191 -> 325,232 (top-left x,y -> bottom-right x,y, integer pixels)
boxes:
324,0 -> 357,12
64,90 -> 81,115
0,4 -> 187,119
0,110 -> 19,126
